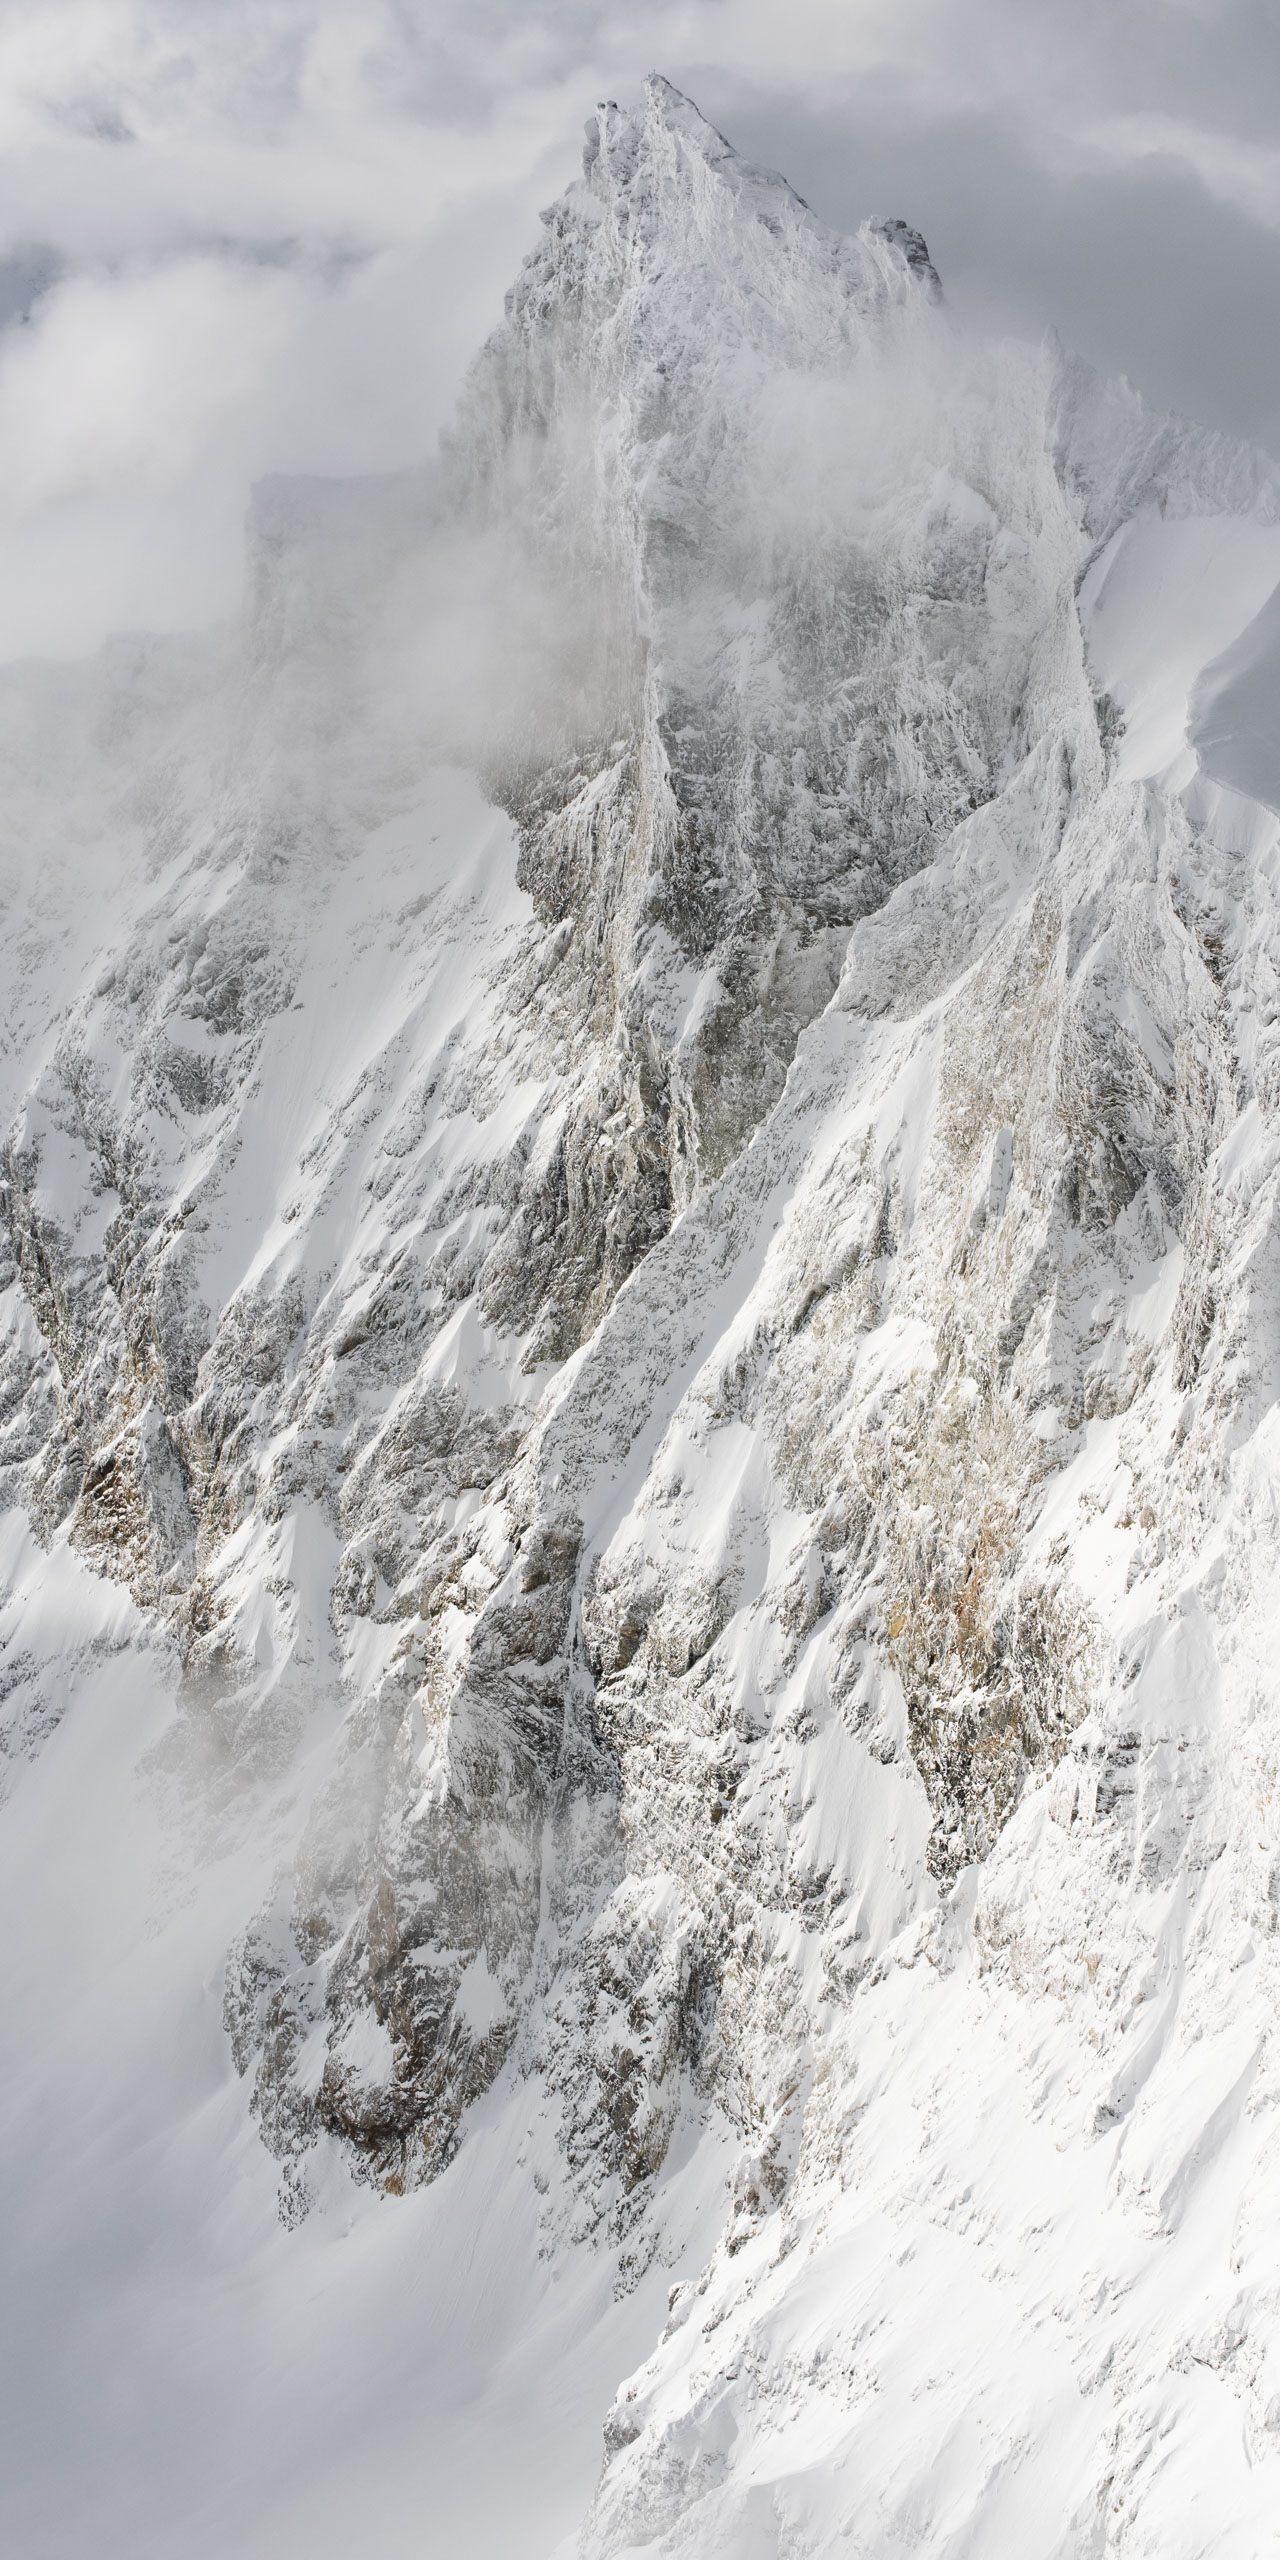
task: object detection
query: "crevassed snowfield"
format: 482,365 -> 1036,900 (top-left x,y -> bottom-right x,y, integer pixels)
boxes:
4,77 -> 1280,2560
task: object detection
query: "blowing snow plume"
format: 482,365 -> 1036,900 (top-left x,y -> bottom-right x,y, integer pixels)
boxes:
4,68 -> 1280,2560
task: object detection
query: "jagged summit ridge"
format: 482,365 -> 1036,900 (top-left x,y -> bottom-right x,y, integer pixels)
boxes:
583,75 -> 813,222
444,77 -> 1069,1297
571,74 -> 940,299
488,73 -> 941,447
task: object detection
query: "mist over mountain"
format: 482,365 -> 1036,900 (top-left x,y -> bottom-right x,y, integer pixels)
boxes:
4,73 -> 1280,2560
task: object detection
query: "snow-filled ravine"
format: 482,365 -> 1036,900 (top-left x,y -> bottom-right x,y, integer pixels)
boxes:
4,75 -> 1280,2560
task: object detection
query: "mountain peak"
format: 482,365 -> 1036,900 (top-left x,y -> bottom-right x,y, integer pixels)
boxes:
567,72 -> 937,300
581,74 -> 809,218
13,67 -> 1280,2560
480,72 -> 943,491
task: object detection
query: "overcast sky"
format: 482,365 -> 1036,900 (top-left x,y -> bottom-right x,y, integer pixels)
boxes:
0,0 -> 1277,659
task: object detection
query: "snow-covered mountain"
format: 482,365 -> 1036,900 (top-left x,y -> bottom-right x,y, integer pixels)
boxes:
4,72 -> 1280,2558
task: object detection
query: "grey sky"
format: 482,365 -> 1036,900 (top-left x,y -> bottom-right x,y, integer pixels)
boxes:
0,0 -> 1276,656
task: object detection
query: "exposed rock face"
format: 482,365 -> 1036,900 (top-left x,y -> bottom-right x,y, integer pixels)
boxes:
5,72 -> 1280,2556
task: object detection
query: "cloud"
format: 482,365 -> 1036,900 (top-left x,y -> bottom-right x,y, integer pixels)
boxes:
0,1 -> 584,653
1084,111 -> 1280,229
0,0 -> 1275,659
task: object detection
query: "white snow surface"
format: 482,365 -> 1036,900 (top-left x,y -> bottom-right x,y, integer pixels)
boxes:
4,73 -> 1280,2560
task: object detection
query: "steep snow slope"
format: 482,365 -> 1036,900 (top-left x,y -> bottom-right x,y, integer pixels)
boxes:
4,73 -> 1280,2560
0,1516 -> 728,2560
